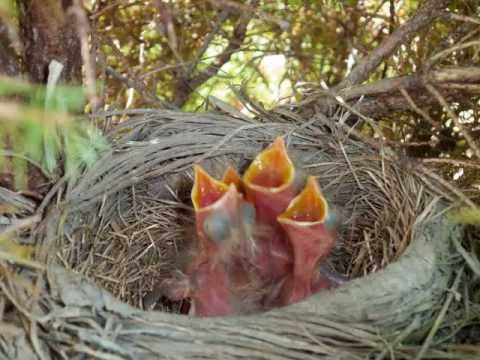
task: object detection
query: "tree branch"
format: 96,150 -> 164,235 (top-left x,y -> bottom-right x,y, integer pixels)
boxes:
187,9 -> 230,75
172,1 -> 258,107
349,89 -> 469,118
337,0 -> 452,89
300,66 -> 480,119
340,67 -> 480,100
425,82 -> 480,159
105,66 -> 171,109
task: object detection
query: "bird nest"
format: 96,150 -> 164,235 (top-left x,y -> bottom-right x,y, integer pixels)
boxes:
2,109 -> 463,358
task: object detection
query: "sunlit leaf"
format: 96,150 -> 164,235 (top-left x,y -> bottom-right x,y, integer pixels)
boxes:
0,75 -> 110,184
23,119 -> 44,163
448,207 -> 480,225
0,235 -> 34,261
0,0 -> 15,16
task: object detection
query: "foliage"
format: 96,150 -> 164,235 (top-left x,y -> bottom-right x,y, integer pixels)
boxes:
448,206 -> 480,225
97,0 -> 412,108
0,0 -> 476,196
85,0 -> 480,194
0,234 -> 34,266
0,77 -> 109,189
0,0 -> 14,16
92,0 -> 464,107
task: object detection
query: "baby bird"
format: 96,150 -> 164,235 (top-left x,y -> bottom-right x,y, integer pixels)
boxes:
276,176 -> 337,306
188,165 -> 258,316
242,137 -> 296,285
153,137 -> 344,316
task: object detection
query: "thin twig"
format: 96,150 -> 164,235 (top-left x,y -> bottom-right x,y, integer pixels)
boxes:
428,40 -> 480,67
375,316 -> 422,360
415,163 -> 475,207
399,87 -> 439,129
71,1 -> 100,111
338,0 -> 450,89
452,237 -> 480,277
187,9 -> 230,74
425,82 -> 480,159
0,215 -> 41,238
172,1 -> 259,107
0,250 -> 45,270
421,158 -> 480,170
447,13 -> 480,26
105,66 -> 170,109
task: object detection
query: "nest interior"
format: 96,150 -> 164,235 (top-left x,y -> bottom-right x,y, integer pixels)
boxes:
49,110 -> 455,318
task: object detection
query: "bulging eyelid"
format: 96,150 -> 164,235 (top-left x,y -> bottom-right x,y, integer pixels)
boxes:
203,211 -> 232,243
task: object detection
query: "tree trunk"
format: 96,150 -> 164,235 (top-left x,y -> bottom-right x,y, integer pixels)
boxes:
0,21 -> 20,76
16,0 -> 82,83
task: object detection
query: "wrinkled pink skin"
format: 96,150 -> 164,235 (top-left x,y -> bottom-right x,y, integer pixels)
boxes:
189,261 -> 233,316
188,187 -> 241,316
193,187 -> 239,258
160,216 -> 341,315
188,187 -> 261,317
276,222 -> 336,306
187,245 -> 260,317
244,184 -> 338,308
243,185 -> 294,283
162,178 -> 343,316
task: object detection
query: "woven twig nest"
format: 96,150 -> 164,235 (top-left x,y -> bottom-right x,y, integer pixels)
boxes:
14,110 -> 460,358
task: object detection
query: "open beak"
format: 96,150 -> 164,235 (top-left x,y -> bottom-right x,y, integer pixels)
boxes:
192,165 -> 229,211
243,137 -> 296,221
242,137 -> 296,282
191,165 -> 261,316
222,165 -> 243,192
277,176 -> 336,305
192,164 -> 252,259
192,165 -> 228,256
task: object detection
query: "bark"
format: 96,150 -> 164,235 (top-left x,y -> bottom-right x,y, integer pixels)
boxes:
0,21 -> 20,76
16,0 -> 82,83
340,66 -> 480,117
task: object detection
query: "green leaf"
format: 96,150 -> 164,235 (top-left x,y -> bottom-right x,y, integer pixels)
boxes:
448,207 -> 480,225
0,0 -> 15,16
0,235 -> 34,262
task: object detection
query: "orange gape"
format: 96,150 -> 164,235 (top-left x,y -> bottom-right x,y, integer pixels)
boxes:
242,137 -> 295,286
276,176 -> 336,306
161,137 -> 343,317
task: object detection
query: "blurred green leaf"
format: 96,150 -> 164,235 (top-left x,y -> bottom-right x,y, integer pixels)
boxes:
0,77 -> 86,112
0,0 -> 15,17
0,77 -> 110,189
12,128 -> 27,190
0,235 -> 34,262
448,207 -> 480,225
